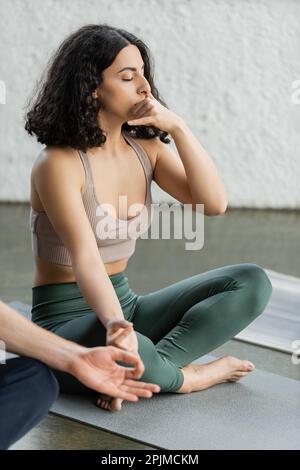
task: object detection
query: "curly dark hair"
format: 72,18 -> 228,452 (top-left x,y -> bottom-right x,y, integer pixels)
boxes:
24,23 -> 171,152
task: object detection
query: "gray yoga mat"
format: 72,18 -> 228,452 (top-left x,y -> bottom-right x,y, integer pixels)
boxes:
6,298 -> 300,449
235,269 -> 300,353
49,355 -> 300,450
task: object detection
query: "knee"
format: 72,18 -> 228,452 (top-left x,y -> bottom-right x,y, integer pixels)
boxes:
239,263 -> 272,292
135,333 -> 160,381
137,333 -> 158,366
238,263 -> 273,313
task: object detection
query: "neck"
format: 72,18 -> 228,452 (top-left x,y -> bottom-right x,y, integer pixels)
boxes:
87,114 -> 130,156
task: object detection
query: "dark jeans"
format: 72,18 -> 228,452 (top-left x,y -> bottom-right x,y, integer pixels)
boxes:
0,356 -> 59,449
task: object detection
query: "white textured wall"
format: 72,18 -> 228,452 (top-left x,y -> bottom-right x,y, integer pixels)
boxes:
0,0 -> 299,208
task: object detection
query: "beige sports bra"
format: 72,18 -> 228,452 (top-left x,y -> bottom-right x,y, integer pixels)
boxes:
30,130 -> 154,265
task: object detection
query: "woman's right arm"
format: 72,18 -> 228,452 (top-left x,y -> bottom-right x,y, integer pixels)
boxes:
33,148 -> 126,329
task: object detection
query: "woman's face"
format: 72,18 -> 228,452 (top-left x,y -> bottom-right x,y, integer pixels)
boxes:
96,44 -> 151,122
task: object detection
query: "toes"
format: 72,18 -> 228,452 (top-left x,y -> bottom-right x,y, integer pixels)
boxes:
243,362 -> 255,371
96,396 -> 123,412
229,377 -> 241,382
114,401 -> 123,411
237,371 -> 249,377
228,371 -> 250,382
225,356 -> 255,372
228,376 -> 240,381
97,394 -> 111,404
224,355 -> 242,368
238,361 -> 255,372
231,371 -> 250,381
96,397 -> 113,410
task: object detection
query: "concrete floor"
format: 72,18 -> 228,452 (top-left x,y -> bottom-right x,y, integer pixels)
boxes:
1,203 -> 299,450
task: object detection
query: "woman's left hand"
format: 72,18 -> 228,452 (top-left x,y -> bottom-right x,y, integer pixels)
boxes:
127,92 -> 182,133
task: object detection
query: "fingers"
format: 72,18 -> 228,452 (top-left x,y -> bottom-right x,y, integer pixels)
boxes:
130,356 -> 145,377
107,319 -> 133,332
124,379 -> 160,393
109,344 -> 144,377
111,391 -> 139,402
124,366 -> 143,379
97,380 -> 160,402
110,346 -> 141,368
133,98 -> 153,116
107,324 -> 133,344
108,324 -> 133,344
114,325 -> 134,342
133,100 -> 153,116
138,106 -> 153,120
127,117 -> 151,127
121,353 -> 145,378
119,381 -> 160,399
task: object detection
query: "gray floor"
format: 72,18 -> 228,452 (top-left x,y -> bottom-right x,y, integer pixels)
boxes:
1,203 -> 299,449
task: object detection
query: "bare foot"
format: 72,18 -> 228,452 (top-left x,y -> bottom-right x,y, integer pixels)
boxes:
96,395 -> 124,412
175,355 -> 255,394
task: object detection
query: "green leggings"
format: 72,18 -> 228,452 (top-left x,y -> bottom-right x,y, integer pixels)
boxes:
31,263 -> 272,395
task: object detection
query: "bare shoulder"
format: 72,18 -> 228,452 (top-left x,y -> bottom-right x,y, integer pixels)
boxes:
32,145 -> 84,189
33,145 -> 78,168
130,135 -> 161,171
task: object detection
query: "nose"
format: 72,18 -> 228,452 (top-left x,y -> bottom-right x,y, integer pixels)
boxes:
138,76 -> 151,97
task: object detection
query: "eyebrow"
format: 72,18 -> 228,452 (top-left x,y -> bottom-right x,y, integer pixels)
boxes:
117,64 -> 145,73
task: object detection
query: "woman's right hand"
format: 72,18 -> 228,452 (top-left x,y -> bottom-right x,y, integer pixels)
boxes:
105,319 -> 138,354
105,319 -> 145,377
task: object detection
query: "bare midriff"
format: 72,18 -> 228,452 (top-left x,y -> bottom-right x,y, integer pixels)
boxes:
31,137 -> 156,288
33,256 -> 128,287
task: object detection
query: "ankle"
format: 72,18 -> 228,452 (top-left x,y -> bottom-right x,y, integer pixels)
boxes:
175,368 -> 191,394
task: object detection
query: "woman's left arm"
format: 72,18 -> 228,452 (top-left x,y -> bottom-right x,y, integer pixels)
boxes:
128,94 -> 228,216
169,118 -> 228,216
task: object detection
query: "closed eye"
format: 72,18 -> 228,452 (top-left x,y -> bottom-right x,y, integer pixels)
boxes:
122,69 -> 145,82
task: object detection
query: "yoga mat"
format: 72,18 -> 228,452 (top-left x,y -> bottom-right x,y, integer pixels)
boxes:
51,356 -> 300,450
234,269 -> 300,353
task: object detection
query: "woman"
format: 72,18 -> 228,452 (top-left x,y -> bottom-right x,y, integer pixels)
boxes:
24,23 -> 272,412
